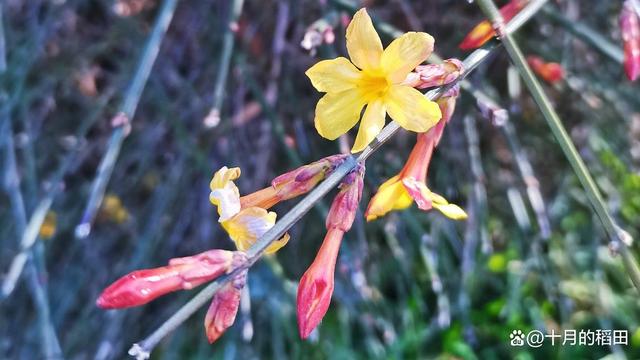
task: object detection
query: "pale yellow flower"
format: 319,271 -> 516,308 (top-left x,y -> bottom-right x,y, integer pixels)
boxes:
222,207 -> 290,254
209,166 -> 242,222
306,8 -> 442,153
210,166 -> 289,254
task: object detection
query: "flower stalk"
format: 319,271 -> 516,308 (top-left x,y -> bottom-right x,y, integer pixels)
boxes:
475,0 -> 640,292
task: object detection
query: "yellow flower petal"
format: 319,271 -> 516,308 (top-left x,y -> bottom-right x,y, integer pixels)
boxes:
365,176 -> 413,221
265,232 -> 290,255
314,89 -> 366,140
306,57 -> 361,93
429,190 -> 468,220
209,166 -> 242,222
352,100 -> 386,153
222,207 -> 277,252
385,85 -> 441,133
346,8 -> 383,70
210,166 -> 241,190
432,202 -> 468,220
381,32 -> 434,84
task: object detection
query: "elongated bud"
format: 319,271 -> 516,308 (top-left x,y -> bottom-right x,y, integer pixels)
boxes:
97,250 -> 244,309
526,55 -> 564,84
204,270 -> 247,343
620,1 -> 640,81
296,228 -> 344,339
404,59 -> 464,89
297,166 -> 364,339
240,154 -> 349,209
325,165 -> 365,232
272,154 -> 348,200
459,0 -> 528,50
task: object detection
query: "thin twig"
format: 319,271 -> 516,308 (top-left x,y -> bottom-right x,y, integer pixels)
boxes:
1,92 -> 113,298
127,3 -> 548,357
463,114 -> 491,253
0,4 -> 63,358
475,0 -> 640,292
75,0 -> 178,239
1,117 -> 64,359
203,0 -> 245,128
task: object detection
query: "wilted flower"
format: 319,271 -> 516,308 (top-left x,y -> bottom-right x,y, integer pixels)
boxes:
97,249 -> 242,309
365,88 -> 467,221
620,1 -> 640,81
402,58 -> 464,89
526,55 -> 565,84
459,0 -> 528,50
301,18 -> 336,56
297,166 -> 364,339
306,8 -> 441,153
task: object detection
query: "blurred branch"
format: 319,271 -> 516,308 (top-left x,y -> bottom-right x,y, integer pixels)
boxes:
0,4 -> 63,358
469,83 -> 552,240
0,4 -> 5,72
2,92 -> 113,298
542,5 -> 624,64
1,112 -> 63,360
76,0 -> 178,239
127,2 -> 548,355
203,0 -> 244,128
475,0 -> 640,292
463,114 -> 491,253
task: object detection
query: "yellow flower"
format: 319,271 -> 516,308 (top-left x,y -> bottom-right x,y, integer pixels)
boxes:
365,131 -> 467,221
306,8 -> 442,153
101,194 -> 130,224
210,166 -> 289,254
39,211 -> 57,239
222,207 -> 290,254
209,166 -> 242,222
366,176 -> 467,221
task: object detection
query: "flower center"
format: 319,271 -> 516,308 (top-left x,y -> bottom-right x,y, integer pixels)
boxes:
357,70 -> 390,102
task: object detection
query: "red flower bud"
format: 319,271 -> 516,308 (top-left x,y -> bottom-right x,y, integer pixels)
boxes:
97,250 -> 239,309
325,166 -> 364,232
404,59 -> 464,89
459,0 -> 528,50
296,228 -> 344,339
620,1 -> 640,81
204,270 -> 247,343
239,155 -> 348,209
272,154 -> 348,200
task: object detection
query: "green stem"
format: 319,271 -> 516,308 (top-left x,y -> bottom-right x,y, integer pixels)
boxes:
475,0 -> 640,292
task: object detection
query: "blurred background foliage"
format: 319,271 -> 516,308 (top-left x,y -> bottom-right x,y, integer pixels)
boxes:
1,0 -> 640,359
